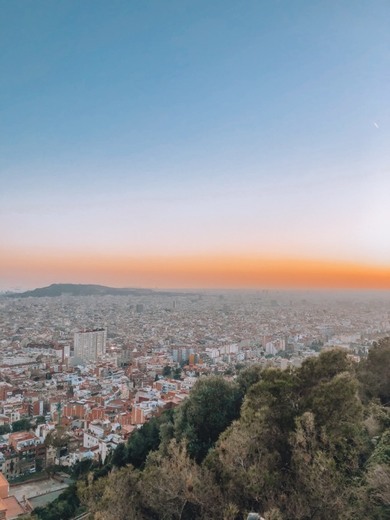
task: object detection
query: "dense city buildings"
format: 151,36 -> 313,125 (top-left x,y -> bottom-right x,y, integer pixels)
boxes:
0,289 -> 389,515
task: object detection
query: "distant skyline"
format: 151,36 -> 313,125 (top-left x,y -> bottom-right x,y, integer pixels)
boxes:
1,1 -> 390,290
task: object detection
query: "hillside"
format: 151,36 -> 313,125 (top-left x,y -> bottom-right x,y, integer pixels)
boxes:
6,283 -> 185,298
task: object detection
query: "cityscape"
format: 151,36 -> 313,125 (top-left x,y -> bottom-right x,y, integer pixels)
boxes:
1,0 -> 389,518
0,287 -> 389,516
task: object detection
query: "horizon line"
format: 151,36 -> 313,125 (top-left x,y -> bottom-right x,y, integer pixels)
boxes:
1,251 -> 390,291
4,283 -> 390,294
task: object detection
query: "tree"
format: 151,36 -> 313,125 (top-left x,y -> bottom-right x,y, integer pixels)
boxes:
12,418 -> 31,432
71,458 -> 98,479
304,372 -> 365,474
35,458 -> 44,472
163,365 -> 172,377
141,441 -> 223,520
207,369 -> 299,514
358,338 -> 390,405
241,368 -> 299,467
173,367 -> 182,380
78,466 -> 143,520
34,483 -> 81,520
174,377 -> 241,462
125,416 -> 161,469
44,426 -> 70,464
207,417 -> 282,514
236,364 -> 263,397
0,424 -> 11,435
111,442 -> 127,468
288,412 -> 353,519
207,356 -> 367,517
298,348 -> 353,397
359,429 -> 390,519
365,464 -> 390,518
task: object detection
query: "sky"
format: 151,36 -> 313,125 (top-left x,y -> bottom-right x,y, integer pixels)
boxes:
1,0 -> 390,290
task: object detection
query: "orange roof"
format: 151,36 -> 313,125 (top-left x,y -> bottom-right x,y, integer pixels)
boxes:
2,496 -> 25,518
9,432 -> 36,442
0,474 -> 8,489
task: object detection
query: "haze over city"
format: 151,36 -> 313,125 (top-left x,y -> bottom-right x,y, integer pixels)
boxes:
1,1 -> 390,289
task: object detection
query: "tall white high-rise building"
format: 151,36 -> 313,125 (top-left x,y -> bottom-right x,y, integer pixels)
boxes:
74,328 -> 107,362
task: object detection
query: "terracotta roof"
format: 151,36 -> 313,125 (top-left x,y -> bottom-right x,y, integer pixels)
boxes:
0,474 -> 8,488
2,496 -> 25,519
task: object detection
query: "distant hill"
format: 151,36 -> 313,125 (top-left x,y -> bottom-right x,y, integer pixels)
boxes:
5,283 -> 180,298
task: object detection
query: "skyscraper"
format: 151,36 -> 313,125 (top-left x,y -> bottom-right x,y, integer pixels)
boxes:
73,328 -> 107,362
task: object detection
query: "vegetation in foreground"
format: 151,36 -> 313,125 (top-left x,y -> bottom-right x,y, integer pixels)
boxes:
31,338 -> 390,520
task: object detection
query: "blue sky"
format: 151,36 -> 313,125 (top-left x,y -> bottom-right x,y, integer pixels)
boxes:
1,0 -> 390,287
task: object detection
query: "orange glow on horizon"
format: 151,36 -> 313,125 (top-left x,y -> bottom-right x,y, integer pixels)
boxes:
1,249 -> 390,290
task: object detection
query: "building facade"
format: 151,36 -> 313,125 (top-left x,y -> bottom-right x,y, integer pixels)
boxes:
74,328 -> 107,362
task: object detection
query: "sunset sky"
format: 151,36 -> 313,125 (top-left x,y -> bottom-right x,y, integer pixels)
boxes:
1,1 -> 390,290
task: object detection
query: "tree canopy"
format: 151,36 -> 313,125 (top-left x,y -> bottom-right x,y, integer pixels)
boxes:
174,376 -> 241,462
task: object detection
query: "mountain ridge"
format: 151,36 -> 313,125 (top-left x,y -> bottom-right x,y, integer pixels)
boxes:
5,283 -> 189,298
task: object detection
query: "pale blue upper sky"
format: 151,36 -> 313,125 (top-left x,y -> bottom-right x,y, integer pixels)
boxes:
1,0 -> 390,265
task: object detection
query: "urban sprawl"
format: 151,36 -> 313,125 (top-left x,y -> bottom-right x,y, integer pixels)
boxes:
0,291 -> 389,516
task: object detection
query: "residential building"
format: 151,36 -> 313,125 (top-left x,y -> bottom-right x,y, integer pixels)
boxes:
74,328 -> 107,362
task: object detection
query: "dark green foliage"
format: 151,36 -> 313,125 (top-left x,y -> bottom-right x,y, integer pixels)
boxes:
35,458 -> 44,472
243,368 -> 298,427
173,367 -> 182,380
358,337 -> 390,405
71,458 -> 99,479
162,365 -> 172,377
174,376 -> 241,462
298,348 -> 353,396
92,462 -> 112,480
34,483 -> 81,520
126,417 -> 162,468
111,442 -> 127,468
236,364 -> 263,397
110,410 -> 175,470
12,418 -> 31,432
0,424 -> 11,435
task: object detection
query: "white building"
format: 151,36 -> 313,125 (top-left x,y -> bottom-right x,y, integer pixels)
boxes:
74,328 -> 107,362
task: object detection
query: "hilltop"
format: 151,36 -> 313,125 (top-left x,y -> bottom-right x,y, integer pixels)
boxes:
6,283 -> 185,298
